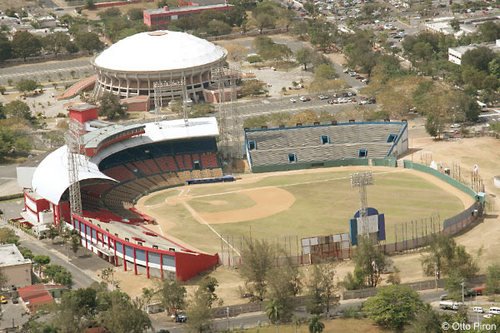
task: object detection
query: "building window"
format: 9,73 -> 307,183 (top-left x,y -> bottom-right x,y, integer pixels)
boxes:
358,149 -> 367,158
288,153 -> 297,163
320,135 -> 330,144
248,140 -> 256,150
387,134 -> 397,143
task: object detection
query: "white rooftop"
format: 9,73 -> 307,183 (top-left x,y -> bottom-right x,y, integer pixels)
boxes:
0,244 -> 31,267
31,117 -> 219,204
93,30 -> 227,72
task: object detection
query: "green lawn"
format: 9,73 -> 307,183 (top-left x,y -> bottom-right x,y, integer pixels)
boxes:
140,168 -> 465,254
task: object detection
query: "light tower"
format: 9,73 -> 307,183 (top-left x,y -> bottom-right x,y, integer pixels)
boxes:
351,171 -> 374,236
65,119 -> 85,223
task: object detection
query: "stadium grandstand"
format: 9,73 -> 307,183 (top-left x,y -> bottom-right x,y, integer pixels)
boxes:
245,121 -> 409,172
16,104 -> 222,281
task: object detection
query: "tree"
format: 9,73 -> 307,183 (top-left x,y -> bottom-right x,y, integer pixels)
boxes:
70,232 -> 80,256
0,86 -> 5,95
405,304 -> 442,333
308,315 -> 325,333
486,264 -> 500,295
197,276 -> 219,308
240,80 -> 267,97
425,112 -> 444,138
363,285 -> 424,332
4,100 -> 31,121
314,64 -> 337,80
343,237 -> 387,289
33,255 -> 51,276
98,92 -> 126,120
206,19 -> 232,36
295,47 -> 314,71
44,264 -> 73,286
157,279 -> 186,315
0,227 -> 20,245
11,31 -> 42,60
42,32 -> 71,56
16,79 -> 40,96
75,32 -> 104,54
85,0 -> 96,9
239,239 -> 275,300
0,269 -> 7,289
462,47 -> 497,72
266,256 -> 301,323
450,18 -> 460,32
420,234 -> 478,281
265,298 -> 283,325
306,263 -> 337,316
476,21 -> 500,42
186,283 -> 215,333
127,8 -> 144,21
97,290 -> 152,333
0,33 -> 12,62
445,268 -> 465,301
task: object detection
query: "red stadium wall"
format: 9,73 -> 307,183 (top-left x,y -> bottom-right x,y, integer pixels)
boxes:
175,250 -> 219,281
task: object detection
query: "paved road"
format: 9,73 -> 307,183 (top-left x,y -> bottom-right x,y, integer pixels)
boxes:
150,289 -> 450,332
0,58 -> 93,85
0,220 -> 101,289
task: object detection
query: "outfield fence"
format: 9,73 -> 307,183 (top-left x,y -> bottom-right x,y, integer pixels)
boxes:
219,158 -> 484,267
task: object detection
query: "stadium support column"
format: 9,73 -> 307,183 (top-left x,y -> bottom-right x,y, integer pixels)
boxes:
133,248 -> 138,275
122,243 -> 127,271
146,251 -> 150,278
160,254 -> 164,279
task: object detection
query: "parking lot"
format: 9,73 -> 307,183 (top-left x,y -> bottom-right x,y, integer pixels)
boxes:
0,299 -> 30,331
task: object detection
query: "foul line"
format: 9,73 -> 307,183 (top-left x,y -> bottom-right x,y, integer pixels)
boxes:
185,168 -> 410,199
181,201 -> 241,256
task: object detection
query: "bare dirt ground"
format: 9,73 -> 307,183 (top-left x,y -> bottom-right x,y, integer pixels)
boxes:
195,187 -> 295,224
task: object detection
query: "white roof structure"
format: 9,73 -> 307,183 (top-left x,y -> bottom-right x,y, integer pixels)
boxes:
0,244 -> 31,267
93,30 -> 227,72
31,117 -> 219,204
31,146 -> 115,205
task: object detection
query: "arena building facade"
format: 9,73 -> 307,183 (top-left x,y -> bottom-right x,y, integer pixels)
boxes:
17,104 -> 221,280
92,30 -> 227,106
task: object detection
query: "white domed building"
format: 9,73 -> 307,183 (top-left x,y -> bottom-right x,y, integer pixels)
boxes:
92,30 -> 227,105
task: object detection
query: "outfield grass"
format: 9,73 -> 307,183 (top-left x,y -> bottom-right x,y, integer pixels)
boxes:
140,168 -> 465,254
240,318 -> 389,333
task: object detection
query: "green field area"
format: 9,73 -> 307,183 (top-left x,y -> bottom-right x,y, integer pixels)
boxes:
140,168 -> 465,254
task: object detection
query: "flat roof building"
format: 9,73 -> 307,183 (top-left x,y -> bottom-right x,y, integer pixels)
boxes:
0,244 -> 32,288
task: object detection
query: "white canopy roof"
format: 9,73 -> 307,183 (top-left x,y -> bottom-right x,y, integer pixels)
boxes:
32,117 -> 219,205
93,30 -> 226,72
31,146 -> 115,205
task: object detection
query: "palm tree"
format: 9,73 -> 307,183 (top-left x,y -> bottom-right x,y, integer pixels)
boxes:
308,315 -> 325,333
266,299 -> 282,333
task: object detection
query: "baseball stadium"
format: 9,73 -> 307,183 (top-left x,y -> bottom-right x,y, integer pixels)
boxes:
15,103 -> 484,281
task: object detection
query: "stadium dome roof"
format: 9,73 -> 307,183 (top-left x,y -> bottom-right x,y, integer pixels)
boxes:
93,30 -> 227,72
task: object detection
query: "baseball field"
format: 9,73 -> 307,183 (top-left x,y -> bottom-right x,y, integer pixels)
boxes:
136,166 -> 472,254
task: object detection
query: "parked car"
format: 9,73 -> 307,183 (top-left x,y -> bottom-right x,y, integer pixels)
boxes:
290,98 -> 297,103
473,307 -> 484,313
349,71 -> 357,77
299,96 -> 311,102
318,94 -> 329,100
175,313 -> 188,323
12,297 -> 19,304
0,296 -> 7,304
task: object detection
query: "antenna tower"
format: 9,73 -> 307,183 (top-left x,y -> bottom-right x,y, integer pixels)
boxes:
65,119 -> 85,222
351,171 -> 374,236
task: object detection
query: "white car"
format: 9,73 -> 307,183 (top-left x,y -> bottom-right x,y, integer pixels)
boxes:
299,96 -> 311,102
484,314 -> 493,319
290,98 -> 297,103
450,123 -> 461,129
473,307 -> 484,313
